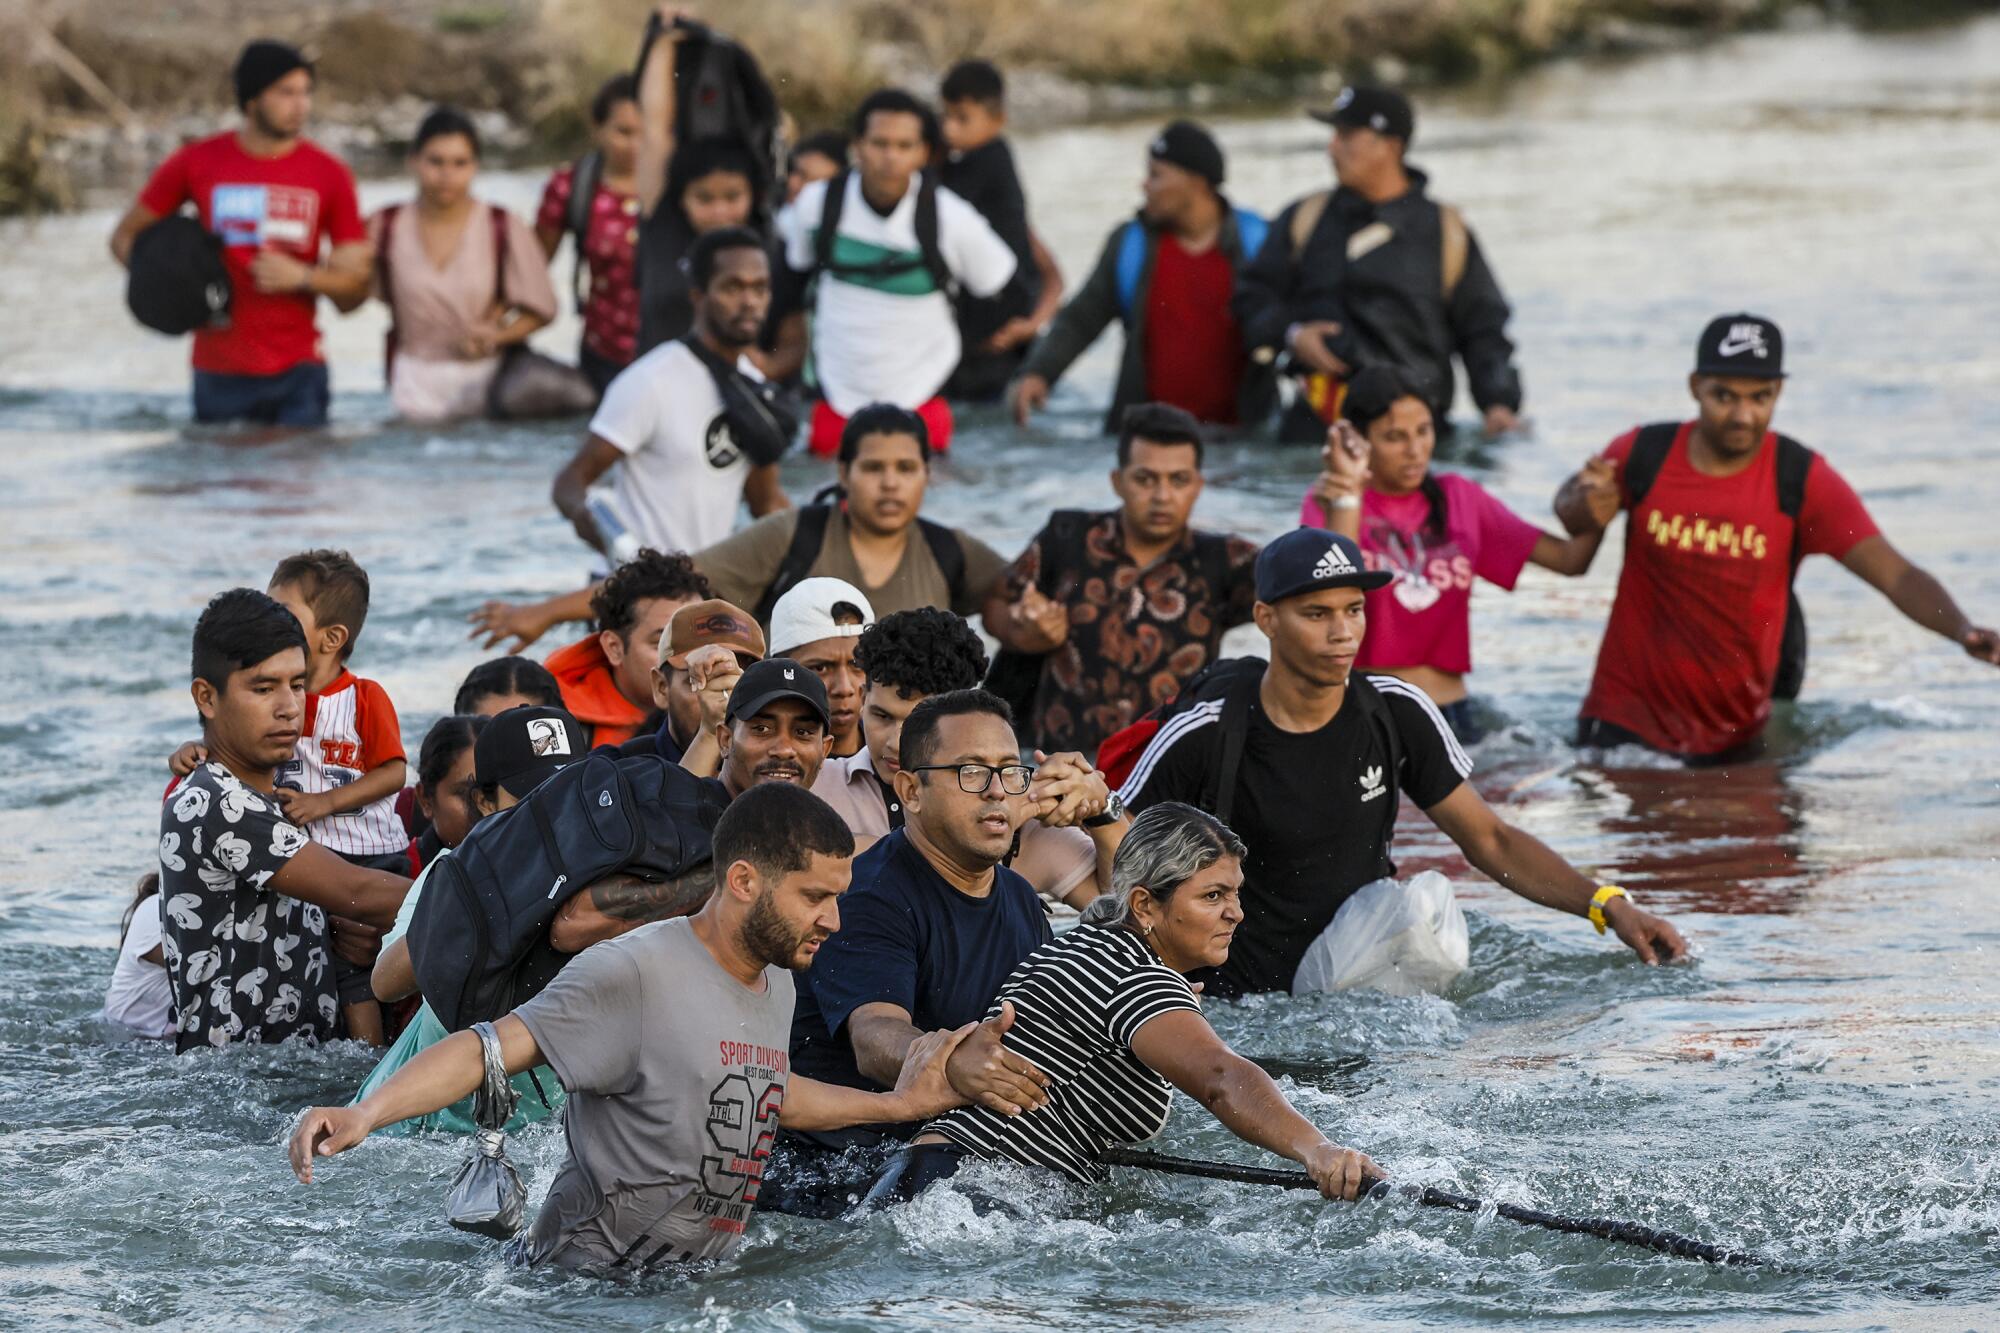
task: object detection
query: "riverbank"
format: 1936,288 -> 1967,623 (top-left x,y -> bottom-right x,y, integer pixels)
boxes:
3,0 -> 1987,212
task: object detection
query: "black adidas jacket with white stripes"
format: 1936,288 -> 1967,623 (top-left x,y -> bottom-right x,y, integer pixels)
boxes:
1116,672 -> 1471,997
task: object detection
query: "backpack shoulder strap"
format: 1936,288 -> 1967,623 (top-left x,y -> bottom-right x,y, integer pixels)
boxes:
1773,434 -> 1815,520
1438,202 -> 1468,297
1773,433 -> 1817,565
812,171 -> 850,275
1205,669 -> 1261,826
917,518 -> 967,606
1288,190 -> 1332,264
914,170 -> 952,294
377,203 -> 402,310
489,203 -> 509,306
565,152 -> 602,307
1232,205 -> 1270,264
1623,421 -> 1682,507
1113,219 -> 1149,321
755,505 -> 833,623
566,152 -> 602,243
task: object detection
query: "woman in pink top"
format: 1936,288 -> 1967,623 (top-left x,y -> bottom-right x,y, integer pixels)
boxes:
369,107 -> 558,422
1301,365 -> 1601,742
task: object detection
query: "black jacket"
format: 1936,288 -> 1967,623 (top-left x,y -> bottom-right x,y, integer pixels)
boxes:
1233,168 -> 1520,439
1020,207 -> 1277,434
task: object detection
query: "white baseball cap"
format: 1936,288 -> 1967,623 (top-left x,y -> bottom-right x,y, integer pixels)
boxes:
768,577 -> 876,657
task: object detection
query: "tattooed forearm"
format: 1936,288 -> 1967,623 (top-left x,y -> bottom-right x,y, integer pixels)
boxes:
587,864 -> 717,922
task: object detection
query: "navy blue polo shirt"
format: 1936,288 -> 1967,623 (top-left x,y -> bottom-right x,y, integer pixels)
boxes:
791,827 -> 1051,1122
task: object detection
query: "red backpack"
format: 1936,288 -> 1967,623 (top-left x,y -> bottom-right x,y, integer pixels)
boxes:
1096,657 -> 1266,816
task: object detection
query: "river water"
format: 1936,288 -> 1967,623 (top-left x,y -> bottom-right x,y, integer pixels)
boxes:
3,15 -> 1998,1330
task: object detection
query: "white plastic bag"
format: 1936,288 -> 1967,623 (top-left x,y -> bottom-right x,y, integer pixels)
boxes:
1290,871 -> 1469,997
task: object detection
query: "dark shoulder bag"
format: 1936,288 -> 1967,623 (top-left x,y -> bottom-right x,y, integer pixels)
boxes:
680,335 -> 800,467
983,511 -> 1093,735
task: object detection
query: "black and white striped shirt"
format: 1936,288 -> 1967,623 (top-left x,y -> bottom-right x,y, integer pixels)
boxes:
925,924 -> 1201,1183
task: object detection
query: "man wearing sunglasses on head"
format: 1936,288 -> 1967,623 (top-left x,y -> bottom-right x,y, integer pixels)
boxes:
770,688 -> 1125,1215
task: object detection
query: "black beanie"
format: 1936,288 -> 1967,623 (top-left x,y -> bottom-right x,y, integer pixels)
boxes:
1148,120 -> 1225,190
235,40 -> 313,109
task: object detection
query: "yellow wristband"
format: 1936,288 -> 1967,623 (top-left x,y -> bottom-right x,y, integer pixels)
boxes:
1589,885 -> 1630,935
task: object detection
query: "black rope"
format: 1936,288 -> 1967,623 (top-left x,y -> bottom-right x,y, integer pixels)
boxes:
1097,1147 -> 1762,1267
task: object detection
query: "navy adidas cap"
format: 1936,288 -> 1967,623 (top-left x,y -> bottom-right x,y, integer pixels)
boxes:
1694,313 -> 1785,379
1255,529 -> 1393,604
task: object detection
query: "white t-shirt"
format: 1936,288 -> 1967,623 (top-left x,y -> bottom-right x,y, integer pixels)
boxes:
589,340 -> 758,554
780,174 -> 1017,414
103,896 -> 173,1040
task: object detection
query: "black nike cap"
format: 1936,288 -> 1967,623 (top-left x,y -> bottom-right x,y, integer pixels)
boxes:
1694,313 -> 1786,379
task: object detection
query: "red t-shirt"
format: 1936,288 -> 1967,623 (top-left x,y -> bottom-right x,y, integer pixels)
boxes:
1142,234 -> 1243,425
138,132 -> 365,377
1581,423 -> 1880,756
536,162 -> 641,367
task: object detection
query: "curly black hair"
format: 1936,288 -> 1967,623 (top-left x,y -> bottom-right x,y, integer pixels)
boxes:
851,607 -> 989,699
590,549 -> 712,639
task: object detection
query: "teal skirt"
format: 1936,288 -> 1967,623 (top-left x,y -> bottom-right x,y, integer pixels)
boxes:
352,1002 -> 563,1135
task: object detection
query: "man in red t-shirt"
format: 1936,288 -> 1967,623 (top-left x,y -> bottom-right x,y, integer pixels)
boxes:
1012,120 -> 1275,434
110,41 -> 371,427
1555,314 -> 2000,760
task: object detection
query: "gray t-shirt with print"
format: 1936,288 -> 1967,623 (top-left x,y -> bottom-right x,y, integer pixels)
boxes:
513,916 -> 794,1273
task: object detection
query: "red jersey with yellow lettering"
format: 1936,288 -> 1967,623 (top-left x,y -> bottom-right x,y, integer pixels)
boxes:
1581,422 -> 1879,756
276,669 -> 408,855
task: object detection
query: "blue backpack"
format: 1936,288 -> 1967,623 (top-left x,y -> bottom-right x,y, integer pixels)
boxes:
1113,207 -> 1268,319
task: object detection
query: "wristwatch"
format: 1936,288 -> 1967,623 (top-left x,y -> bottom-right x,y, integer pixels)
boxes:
1082,791 -> 1126,829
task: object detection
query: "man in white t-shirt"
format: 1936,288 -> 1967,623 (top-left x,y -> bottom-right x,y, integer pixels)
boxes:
471,230 -> 798,654
553,227 -> 792,560
780,88 -> 1018,458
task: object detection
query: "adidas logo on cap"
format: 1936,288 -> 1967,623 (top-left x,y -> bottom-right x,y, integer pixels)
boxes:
1312,541 -> 1358,580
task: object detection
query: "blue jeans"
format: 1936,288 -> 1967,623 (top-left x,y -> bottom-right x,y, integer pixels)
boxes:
192,362 -> 330,426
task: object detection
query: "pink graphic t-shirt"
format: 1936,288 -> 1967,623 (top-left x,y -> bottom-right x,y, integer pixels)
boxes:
1301,473 -> 1543,674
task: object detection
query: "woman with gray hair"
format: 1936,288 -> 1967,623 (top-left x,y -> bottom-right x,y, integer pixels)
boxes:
864,801 -> 1381,1206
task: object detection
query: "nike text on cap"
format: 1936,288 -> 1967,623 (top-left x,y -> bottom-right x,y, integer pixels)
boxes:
1254,528 -> 1394,604
724,656 -> 832,730
474,704 -> 583,800
1694,313 -> 1786,379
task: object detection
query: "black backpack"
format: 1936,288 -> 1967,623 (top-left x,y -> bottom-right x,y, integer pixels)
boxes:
982,511 -> 1240,742
561,149 -> 604,311
1624,422 -> 1815,701
752,500 -> 966,625
811,168 -> 953,297
633,19 -> 784,227
126,215 -> 231,335
408,752 -> 727,1031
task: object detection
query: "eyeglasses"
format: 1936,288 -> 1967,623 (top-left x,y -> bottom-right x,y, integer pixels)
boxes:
908,763 -> 1034,795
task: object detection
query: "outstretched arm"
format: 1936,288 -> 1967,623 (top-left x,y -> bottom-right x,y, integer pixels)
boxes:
779,1025 -> 973,1131
1842,535 -> 2000,663
288,1015 -> 542,1181
1132,1009 -> 1378,1200
1424,782 -> 1687,963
